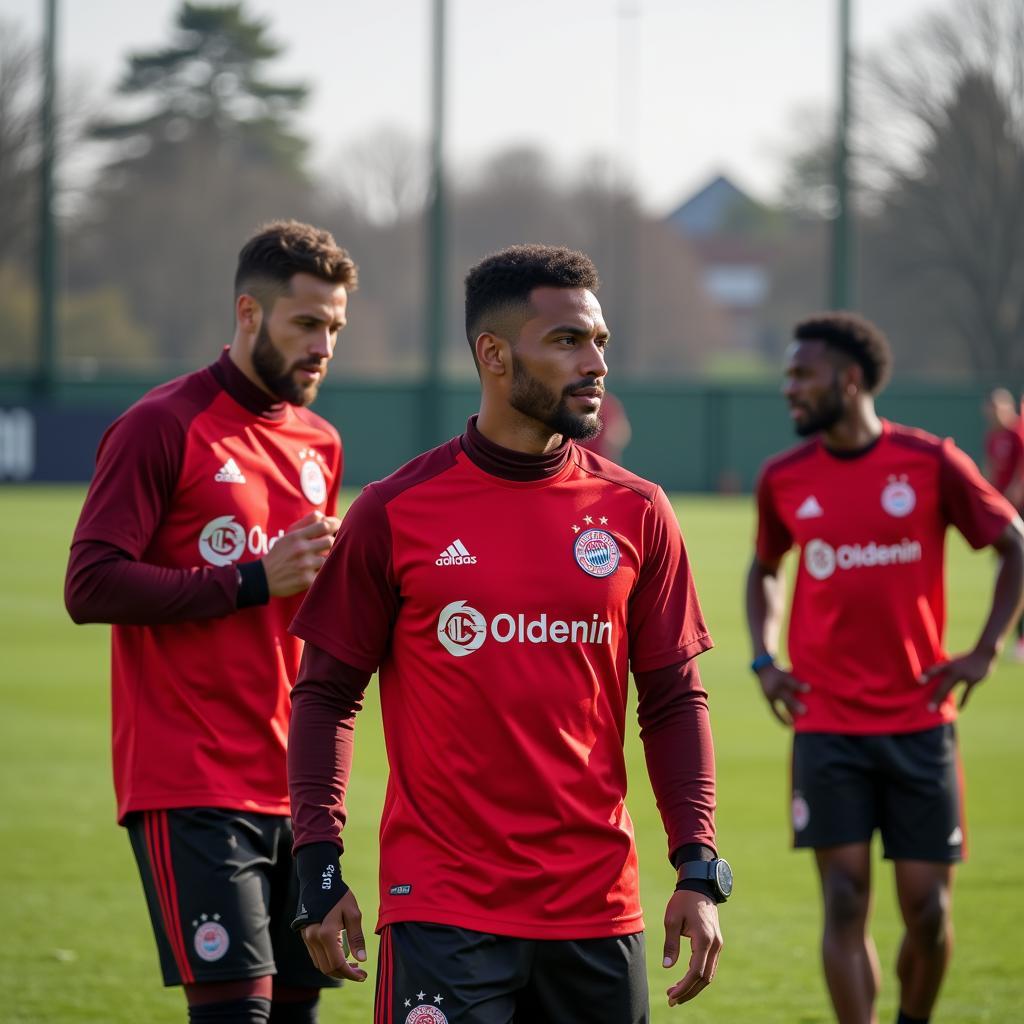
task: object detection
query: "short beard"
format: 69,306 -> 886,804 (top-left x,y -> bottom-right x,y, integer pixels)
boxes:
251,322 -> 321,406
794,376 -> 844,437
509,353 -> 602,441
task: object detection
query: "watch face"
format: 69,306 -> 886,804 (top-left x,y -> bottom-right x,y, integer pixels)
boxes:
715,859 -> 733,898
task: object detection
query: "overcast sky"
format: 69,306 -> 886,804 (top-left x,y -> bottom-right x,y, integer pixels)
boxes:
3,0 -> 943,213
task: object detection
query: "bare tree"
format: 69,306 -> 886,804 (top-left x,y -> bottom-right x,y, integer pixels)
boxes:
0,21 -> 38,270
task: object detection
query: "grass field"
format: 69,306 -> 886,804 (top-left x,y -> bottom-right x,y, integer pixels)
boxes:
1,486 -> 1022,1023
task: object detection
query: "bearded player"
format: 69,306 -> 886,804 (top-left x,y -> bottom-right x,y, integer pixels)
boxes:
65,221 -> 356,1024
746,312 -> 1024,1024
287,244 -> 729,1022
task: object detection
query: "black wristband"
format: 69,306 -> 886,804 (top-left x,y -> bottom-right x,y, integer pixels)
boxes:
236,560 -> 269,609
674,878 -> 719,901
291,842 -> 349,931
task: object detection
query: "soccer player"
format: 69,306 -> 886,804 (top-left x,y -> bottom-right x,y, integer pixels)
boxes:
745,313 -> 1024,1024
64,221 -> 357,1024
287,244 -> 728,1022
577,389 -> 632,464
982,388 -> 1024,659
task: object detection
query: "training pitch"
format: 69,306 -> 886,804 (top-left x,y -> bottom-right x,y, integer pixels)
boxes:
1,487 -> 1021,1023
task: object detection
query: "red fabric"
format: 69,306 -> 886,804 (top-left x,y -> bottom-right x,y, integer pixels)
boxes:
755,420 -> 1015,734
985,424 -> 1024,496
67,351 -> 341,821
290,419 -> 713,940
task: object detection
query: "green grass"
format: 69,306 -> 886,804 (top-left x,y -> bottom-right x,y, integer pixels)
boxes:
1,487 -> 1021,1022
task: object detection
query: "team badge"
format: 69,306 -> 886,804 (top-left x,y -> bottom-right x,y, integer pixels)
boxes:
574,529 -> 620,578
881,475 -> 915,517
301,459 -> 327,505
792,793 -> 810,832
193,920 -> 230,962
405,1006 -> 448,1024
198,515 -> 246,566
803,538 -> 836,581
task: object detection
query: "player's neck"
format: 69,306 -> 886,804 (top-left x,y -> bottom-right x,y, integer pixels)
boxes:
476,401 -> 565,455
821,403 -> 882,452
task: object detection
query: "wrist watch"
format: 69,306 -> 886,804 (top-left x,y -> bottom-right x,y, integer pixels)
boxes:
678,858 -> 733,902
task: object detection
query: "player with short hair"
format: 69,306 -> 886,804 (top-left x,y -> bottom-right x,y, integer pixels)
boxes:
287,243 -> 728,1022
65,220 -> 357,1024
982,387 -> 1024,659
746,312 -> 1024,1024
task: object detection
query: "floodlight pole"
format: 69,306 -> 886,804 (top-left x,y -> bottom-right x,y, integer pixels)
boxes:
829,0 -> 854,309
422,0 -> 447,447
36,0 -> 58,396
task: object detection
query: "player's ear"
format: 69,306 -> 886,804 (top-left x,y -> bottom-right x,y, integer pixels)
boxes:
476,332 -> 509,377
236,293 -> 262,334
841,360 -> 863,396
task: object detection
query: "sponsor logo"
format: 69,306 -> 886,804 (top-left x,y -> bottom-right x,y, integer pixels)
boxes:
198,515 -> 286,566
301,459 -> 327,504
574,528 -> 620,578
803,537 -> 923,581
405,1004 -> 447,1024
436,538 -> 477,566
436,600 -> 613,657
193,920 -> 230,962
881,475 -> 916,517
792,793 -> 810,832
795,495 -> 824,519
389,884 -> 412,896
214,457 -> 246,484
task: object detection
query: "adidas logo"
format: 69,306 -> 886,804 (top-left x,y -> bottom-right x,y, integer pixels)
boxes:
215,458 -> 246,485
796,495 -> 824,519
436,538 -> 477,566
947,826 -> 963,846
215,458 -> 246,484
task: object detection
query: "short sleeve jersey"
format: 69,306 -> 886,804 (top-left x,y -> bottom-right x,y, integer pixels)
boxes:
985,424 -> 1024,500
72,351 -> 341,821
755,420 -> 1014,734
291,431 -> 711,940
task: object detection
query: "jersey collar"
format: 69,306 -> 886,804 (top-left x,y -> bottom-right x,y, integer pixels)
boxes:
211,349 -> 288,421
461,415 -> 573,482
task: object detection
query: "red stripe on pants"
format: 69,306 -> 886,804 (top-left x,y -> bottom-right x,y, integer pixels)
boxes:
144,810 -> 195,984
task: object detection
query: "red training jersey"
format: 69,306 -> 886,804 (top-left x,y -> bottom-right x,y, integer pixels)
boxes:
291,420 -> 713,940
756,420 -> 1014,735
985,423 -> 1024,500
70,351 -> 341,821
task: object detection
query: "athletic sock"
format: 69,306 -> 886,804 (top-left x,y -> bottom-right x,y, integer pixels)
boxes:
896,1012 -> 929,1024
269,998 -> 319,1024
188,996 -> 272,1024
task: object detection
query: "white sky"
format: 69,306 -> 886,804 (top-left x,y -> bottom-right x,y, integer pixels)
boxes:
3,0 -> 943,213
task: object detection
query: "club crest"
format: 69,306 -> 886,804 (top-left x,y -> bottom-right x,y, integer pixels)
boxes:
193,920 -> 230,962
405,1006 -> 448,1024
881,475 -> 915,517
574,529 -> 620,578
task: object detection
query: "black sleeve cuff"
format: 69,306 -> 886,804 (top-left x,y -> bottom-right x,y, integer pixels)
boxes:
674,878 -> 719,901
291,842 -> 347,931
670,843 -> 716,870
236,560 -> 270,609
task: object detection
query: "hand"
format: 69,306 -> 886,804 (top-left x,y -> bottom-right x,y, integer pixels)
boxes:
262,511 -> 341,597
300,887 -> 368,982
756,662 -> 810,725
663,889 -> 723,1007
918,645 -> 997,711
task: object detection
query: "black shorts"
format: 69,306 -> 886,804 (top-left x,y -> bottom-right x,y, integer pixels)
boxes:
375,922 -> 648,1024
125,807 -> 341,989
791,724 -> 964,862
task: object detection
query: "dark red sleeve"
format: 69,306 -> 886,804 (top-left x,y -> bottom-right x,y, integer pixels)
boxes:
627,487 -> 713,673
939,439 -> 1017,549
635,659 -> 717,860
288,644 -> 372,852
65,397 -> 240,624
755,466 -> 792,565
290,484 -> 398,672
64,540 -> 237,624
